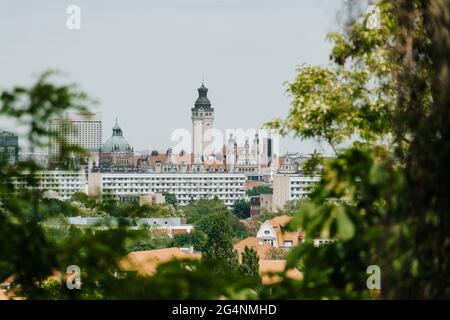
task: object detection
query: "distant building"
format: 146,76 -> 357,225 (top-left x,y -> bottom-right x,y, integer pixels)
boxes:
272,174 -> 320,210
256,215 -> 304,249
95,120 -> 135,172
88,172 -> 246,207
259,260 -> 302,285
49,112 -> 102,162
18,152 -> 49,168
67,216 -> 193,236
139,193 -> 165,206
191,82 -> 214,164
137,154 -> 151,173
233,237 -> 273,261
261,136 -> 273,167
14,170 -> 86,200
250,194 -> 273,217
136,217 -> 194,236
0,131 -> 18,165
119,248 -> 201,277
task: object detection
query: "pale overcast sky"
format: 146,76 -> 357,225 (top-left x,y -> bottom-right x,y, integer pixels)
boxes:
0,0 -> 348,155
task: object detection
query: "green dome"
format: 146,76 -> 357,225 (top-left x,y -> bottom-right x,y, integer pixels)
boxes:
102,121 -> 132,153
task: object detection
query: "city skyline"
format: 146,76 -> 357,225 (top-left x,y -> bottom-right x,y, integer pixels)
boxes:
0,0 -> 344,155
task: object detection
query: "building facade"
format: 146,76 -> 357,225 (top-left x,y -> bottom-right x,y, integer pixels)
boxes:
250,194 -> 273,217
95,120 -> 135,172
256,215 -> 304,249
88,172 -> 246,207
272,174 -> 320,210
191,83 -> 214,164
139,193 -> 165,206
49,112 -> 102,162
0,131 -> 18,165
14,170 -> 86,200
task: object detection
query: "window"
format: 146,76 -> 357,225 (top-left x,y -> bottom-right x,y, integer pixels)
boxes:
284,240 -> 293,248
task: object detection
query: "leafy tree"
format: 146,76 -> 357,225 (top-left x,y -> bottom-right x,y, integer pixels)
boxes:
239,246 -> 260,279
265,0 -> 450,299
162,192 -> 177,207
169,231 -> 207,251
232,199 -> 251,219
182,198 -> 229,224
0,71 -> 135,299
70,192 -> 98,209
125,229 -> 172,253
246,185 -> 273,197
195,212 -> 239,272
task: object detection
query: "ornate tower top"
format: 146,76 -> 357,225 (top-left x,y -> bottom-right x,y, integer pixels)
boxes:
112,118 -> 123,136
194,82 -> 212,109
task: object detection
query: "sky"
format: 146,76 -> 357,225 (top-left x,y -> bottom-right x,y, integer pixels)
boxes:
0,0 -> 347,155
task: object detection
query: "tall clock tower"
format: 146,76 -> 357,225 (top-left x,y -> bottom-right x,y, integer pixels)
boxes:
191,82 -> 214,164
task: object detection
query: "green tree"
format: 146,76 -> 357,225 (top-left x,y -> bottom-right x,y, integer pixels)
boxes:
70,192 -> 98,209
232,199 -> 251,219
170,231 -> 207,251
125,229 -> 172,253
239,246 -> 260,279
182,198 -> 229,224
246,185 -> 273,197
265,0 -> 450,299
162,192 -> 178,207
196,212 -> 239,271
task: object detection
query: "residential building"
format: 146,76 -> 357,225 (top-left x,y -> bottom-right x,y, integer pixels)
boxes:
0,131 -> 18,165
67,216 -> 194,236
272,174 -> 320,210
259,260 -> 302,285
88,172 -> 246,207
256,215 -> 304,249
250,194 -> 273,217
233,237 -> 273,261
139,193 -> 165,206
119,248 -> 201,277
49,112 -> 102,162
14,170 -> 86,200
119,247 -> 301,285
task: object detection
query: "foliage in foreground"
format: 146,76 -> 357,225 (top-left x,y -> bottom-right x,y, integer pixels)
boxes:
1,0 -> 450,299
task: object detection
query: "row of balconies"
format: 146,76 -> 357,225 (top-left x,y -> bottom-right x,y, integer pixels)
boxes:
102,183 -> 243,187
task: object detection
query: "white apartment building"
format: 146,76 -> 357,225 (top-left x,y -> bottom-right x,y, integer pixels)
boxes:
49,112 -> 102,161
88,172 -> 246,207
14,170 -> 87,200
272,174 -> 320,210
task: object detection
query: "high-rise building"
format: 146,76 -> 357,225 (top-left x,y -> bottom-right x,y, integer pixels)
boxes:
0,131 -> 19,165
262,136 -> 273,167
191,83 -> 214,164
49,112 -> 102,162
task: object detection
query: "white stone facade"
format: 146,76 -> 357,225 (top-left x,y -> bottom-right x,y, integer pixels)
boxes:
192,109 -> 214,163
